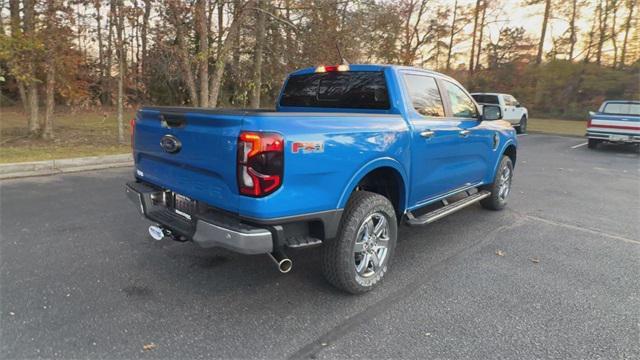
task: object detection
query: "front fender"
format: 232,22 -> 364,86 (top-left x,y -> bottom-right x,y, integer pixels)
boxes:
336,157 -> 409,211
488,138 -> 517,183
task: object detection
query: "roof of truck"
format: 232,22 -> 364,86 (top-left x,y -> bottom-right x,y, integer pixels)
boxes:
288,64 -> 457,83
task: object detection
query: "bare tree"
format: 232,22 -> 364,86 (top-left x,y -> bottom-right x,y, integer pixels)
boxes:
469,0 -> 481,73
23,0 -> 40,135
195,0 -> 209,107
249,0 -> 266,108
596,0 -> 610,65
610,0 -> 621,66
620,0 -> 637,67
474,1 -> 487,71
399,0 -> 430,66
113,0 -> 125,143
529,0 -> 552,64
42,0 -> 57,140
445,0 -> 459,71
167,0 -> 198,105
208,0 -> 255,107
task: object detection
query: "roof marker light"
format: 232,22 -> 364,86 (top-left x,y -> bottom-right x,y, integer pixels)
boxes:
315,65 -> 350,73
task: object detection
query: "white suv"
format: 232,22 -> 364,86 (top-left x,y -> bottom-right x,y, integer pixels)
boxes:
471,93 -> 528,134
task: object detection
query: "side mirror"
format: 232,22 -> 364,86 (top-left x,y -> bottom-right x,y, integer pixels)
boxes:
482,104 -> 502,121
515,103 -> 521,108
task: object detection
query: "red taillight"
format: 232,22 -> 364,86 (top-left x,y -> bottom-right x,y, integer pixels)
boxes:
237,131 -> 284,197
587,119 -> 592,128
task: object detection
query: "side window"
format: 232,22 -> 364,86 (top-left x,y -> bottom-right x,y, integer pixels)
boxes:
504,95 -> 516,106
403,74 -> 445,117
443,81 -> 479,118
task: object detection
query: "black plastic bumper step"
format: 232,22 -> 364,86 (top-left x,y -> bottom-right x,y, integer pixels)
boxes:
405,190 -> 491,226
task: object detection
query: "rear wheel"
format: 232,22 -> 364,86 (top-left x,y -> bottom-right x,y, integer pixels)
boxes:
480,156 -> 513,211
516,116 -> 527,134
588,138 -> 601,149
321,191 -> 397,294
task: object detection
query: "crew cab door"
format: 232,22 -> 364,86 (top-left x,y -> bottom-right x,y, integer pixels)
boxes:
402,73 -> 489,208
502,95 -> 519,122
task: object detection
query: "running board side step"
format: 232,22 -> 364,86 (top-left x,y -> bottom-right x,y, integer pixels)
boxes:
405,190 -> 491,226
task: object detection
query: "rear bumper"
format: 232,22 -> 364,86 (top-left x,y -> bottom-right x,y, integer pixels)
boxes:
586,130 -> 640,143
125,181 -> 342,254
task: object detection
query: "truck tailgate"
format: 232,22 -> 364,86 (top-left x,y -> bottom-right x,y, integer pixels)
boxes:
133,108 -> 244,213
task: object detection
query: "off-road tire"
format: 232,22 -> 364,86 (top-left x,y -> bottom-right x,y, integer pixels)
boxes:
321,191 -> 397,294
480,156 -> 513,211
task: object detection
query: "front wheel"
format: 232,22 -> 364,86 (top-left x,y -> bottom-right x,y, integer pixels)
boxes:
587,138 -> 601,149
516,116 -> 527,134
321,191 -> 397,294
480,156 -> 514,211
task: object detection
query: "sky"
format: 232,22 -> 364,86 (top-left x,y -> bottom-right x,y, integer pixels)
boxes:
453,0 -> 598,57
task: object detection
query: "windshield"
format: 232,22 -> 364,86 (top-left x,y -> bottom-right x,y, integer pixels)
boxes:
602,102 -> 640,116
472,94 -> 500,104
280,71 -> 390,110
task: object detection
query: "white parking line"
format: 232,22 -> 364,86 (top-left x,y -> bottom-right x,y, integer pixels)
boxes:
571,142 -> 588,149
517,133 -> 528,137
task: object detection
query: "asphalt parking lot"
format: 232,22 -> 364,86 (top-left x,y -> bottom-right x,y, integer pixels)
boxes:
1,133 -> 639,359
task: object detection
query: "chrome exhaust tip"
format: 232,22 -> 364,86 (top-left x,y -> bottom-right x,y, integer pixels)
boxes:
268,251 -> 292,273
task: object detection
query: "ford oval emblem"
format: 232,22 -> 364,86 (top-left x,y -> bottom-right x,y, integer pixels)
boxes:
160,134 -> 181,154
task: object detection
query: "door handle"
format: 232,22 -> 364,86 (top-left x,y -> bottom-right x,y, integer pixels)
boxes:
420,130 -> 435,138
459,130 -> 471,137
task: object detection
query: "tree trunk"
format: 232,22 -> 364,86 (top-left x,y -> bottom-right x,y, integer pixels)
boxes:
445,0 -> 458,71
167,0 -> 199,106
95,0 -> 104,78
195,0 -> 209,107
596,0 -> 610,65
209,0 -> 255,108
620,0 -> 636,67
536,0 -> 551,64
23,0 -> 40,135
475,1 -> 487,71
141,0 -> 151,78
9,0 -> 29,114
568,0 -> 578,60
43,63 -> 55,140
249,0 -> 265,109
469,0 -> 481,73
43,0 -> 56,140
610,0 -> 619,67
114,0 -> 125,144
105,1 -> 115,105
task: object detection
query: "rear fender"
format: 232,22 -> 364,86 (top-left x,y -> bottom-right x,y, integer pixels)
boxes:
337,157 -> 409,212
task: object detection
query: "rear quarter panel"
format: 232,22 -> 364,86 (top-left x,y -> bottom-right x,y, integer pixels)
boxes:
237,113 -> 410,219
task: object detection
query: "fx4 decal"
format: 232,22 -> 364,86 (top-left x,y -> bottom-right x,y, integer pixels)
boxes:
291,141 -> 324,154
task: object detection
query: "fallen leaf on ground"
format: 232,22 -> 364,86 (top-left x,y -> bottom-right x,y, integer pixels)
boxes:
495,250 -> 506,257
143,343 -> 157,351
530,257 -> 540,263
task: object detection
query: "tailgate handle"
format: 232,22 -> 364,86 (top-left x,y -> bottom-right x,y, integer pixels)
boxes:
160,112 -> 186,129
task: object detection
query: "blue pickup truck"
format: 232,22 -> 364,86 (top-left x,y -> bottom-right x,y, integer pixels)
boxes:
126,64 -> 517,293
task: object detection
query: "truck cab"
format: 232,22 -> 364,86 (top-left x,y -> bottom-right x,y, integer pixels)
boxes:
126,64 -> 518,293
471,93 -> 528,134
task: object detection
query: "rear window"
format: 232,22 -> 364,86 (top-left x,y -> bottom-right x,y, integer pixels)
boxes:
472,94 -> 499,104
602,102 -> 640,116
279,71 -> 390,110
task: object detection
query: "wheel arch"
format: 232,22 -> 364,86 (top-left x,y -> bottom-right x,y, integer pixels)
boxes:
503,143 -> 517,166
337,158 -> 408,219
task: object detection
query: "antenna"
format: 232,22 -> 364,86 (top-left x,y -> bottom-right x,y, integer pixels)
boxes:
335,42 -> 349,65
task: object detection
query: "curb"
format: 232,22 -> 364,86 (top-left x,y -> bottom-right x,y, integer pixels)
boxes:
0,154 -> 133,180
